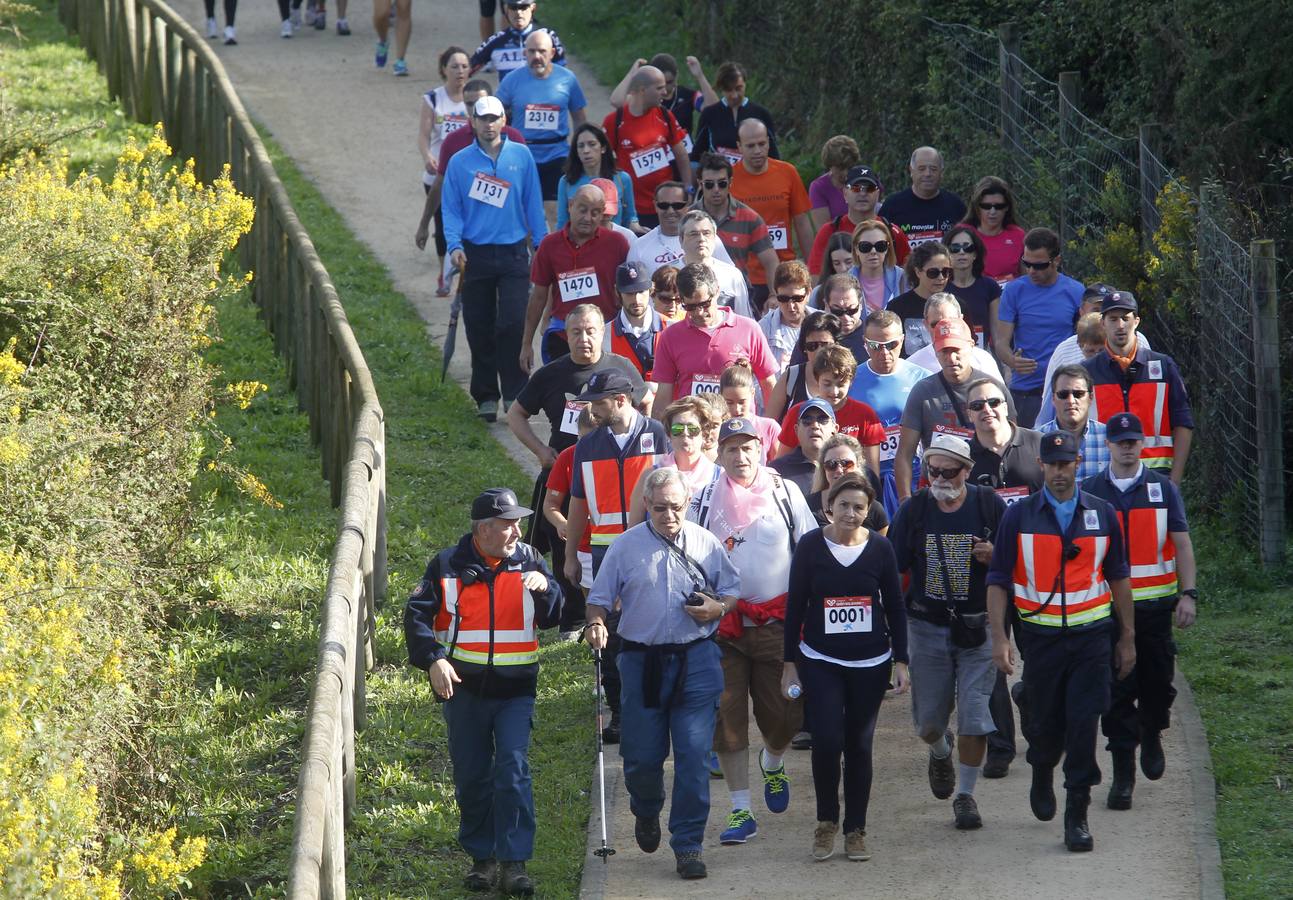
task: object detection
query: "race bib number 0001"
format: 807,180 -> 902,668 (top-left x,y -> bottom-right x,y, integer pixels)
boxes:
879,425 -> 902,462
630,145 -> 671,178
560,400 -> 586,435
824,596 -> 872,634
690,374 -> 721,396
557,267 -> 600,302
469,172 -> 511,208
523,103 -> 560,131
767,223 -> 789,251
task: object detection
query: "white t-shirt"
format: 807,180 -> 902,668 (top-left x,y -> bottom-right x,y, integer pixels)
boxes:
706,257 -> 753,319
628,226 -> 734,276
423,86 -> 469,187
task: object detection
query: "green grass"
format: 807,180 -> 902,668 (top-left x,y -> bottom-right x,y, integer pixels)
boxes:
7,3 -> 595,896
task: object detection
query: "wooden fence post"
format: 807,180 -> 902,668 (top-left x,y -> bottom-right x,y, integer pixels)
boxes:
1138,122 -> 1162,252
1251,239 -> 1285,567
1057,71 -> 1080,252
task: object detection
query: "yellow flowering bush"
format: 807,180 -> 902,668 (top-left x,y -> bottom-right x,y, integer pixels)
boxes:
0,126 -> 252,896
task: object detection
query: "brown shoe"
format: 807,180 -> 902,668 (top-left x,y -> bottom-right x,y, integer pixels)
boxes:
812,821 -> 838,860
844,829 -> 871,861
463,858 -> 497,892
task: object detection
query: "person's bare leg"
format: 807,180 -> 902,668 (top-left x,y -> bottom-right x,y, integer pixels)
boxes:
371,0 -> 390,44
393,0 -> 412,60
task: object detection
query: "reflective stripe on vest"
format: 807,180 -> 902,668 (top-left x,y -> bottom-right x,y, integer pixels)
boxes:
582,455 -> 655,545
432,570 -> 539,665
1125,505 -> 1178,601
1012,532 -> 1113,628
1093,380 -> 1174,468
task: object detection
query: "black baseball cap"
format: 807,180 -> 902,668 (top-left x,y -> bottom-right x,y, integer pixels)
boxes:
846,165 -> 882,190
1039,430 -> 1081,463
616,261 -> 651,293
471,487 -> 533,520
1083,282 -> 1115,303
1107,412 -> 1145,442
1102,290 -> 1138,314
576,369 -> 635,401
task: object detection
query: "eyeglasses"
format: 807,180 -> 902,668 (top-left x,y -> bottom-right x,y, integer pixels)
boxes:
776,292 -> 808,304
847,182 -> 878,193
947,242 -> 976,254
1020,258 -> 1055,270
864,338 -> 901,352
824,458 -> 856,472
803,339 -> 834,352
923,267 -> 953,280
800,414 -> 832,426
925,463 -> 965,480
828,305 -> 861,317
655,201 -> 688,211
1055,389 -> 1089,400
967,397 -> 1006,412
978,202 -> 1009,211
854,240 -> 888,254
681,299 -> 713,311
650,502 -> 686,513
670,423 -> 702,436
701,179 -> 729,190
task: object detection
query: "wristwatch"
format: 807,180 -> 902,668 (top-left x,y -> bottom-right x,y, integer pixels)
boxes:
1181,588 -> 1199,600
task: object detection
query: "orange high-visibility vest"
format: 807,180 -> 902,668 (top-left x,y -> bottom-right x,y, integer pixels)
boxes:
1010,498 -> 1117,629
433,570 -> 538,666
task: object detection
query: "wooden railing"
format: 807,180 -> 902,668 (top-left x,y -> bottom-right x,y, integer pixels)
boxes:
54,0 -> 387,894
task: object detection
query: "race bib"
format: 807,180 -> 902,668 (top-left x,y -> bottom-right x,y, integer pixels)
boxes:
682,132 -> 694,155
933,423 -> 973,441
767,223 -> 789,251
690,374 -> 721,396
824,596 -> 873,635
879,425 -> 902,462
469,172 -> 511,208
491,47 -> 525,71
439,113 -> 468,140
717,146 -> 742,165
557,267 -> 600,303
1148,359 -> 1163,380
630,145 -> 671,178
523,103 -> 561,131
972,325 -> 987,349
996,486 -> 1030,505
560,400 -> 585,435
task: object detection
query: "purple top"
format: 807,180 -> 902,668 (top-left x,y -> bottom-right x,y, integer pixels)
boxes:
809,172 -> 848,220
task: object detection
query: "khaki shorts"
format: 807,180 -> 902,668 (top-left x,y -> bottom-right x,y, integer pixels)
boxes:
713,621 -> 803,753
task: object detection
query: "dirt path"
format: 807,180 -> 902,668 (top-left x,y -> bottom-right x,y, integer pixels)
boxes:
168,3 -> 1224,896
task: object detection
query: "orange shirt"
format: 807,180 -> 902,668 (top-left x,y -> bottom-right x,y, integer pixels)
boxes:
730,159 -> 811,283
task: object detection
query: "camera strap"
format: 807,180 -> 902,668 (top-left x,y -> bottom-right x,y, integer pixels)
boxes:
649,521 -> 710,594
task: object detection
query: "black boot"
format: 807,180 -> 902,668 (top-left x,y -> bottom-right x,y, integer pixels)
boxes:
601,710 -> 620,744
1107,750 -> 1135,810
1140,730 -> 1166,780
1029,765 -> 1056,821
1064,789 -> 1094,852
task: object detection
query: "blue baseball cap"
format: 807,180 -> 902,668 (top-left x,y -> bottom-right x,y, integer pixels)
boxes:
798,398 -> 836,421
1107,412 -> 1145,442
718,417 -> 761,445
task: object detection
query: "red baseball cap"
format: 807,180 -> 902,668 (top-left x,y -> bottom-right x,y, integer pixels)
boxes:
932,317 -> 974,351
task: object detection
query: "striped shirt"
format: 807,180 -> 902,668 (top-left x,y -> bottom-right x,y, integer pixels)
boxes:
696,198 -> 773,282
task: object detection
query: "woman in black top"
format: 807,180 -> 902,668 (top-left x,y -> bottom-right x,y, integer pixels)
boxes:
886,242 -> 951,359
782,473 -> 908,862
944,224 -> 1001,348
807,434 -> 888,534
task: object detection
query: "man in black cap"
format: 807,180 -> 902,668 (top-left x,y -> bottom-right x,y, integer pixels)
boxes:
603,261 -> 667,386
1082,412 -> 1198,810
807,163 -> 910,272
404,488 -> 563,895
986,429 -> 1136,853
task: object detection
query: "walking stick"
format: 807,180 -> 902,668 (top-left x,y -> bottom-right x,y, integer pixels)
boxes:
592,647 -> 616,863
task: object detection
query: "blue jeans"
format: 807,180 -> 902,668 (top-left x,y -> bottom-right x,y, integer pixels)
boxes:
617,638 -> 723,854
442,689 -> 536,861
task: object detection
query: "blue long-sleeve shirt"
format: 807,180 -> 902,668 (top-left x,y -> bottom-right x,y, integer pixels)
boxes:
442,136 -> 547,256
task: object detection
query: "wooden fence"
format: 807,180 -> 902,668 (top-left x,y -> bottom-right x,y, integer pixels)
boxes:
54,0 -> 387,893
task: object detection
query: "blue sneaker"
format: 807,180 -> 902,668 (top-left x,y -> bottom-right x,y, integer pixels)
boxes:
707,750 -> 722,778
374,40 -> 388,68
393,58 -> 409,77
719,809 -> 757,844
761,755 -> 791,814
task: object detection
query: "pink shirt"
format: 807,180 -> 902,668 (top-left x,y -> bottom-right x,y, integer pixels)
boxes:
751,415 -> 781,464
653,309 -> 778,400
974,224 -> 1026,283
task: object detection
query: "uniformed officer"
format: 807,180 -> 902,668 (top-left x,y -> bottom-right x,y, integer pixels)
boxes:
404,488 -> 563,895
1081,413 -> 1198,810
986,430 -> 1136,852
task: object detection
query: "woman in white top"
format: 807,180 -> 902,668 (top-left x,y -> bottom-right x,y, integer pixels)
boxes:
418,46 -> 470,296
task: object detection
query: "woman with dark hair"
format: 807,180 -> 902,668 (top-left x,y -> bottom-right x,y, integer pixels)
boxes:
962,176 -> 1025,282
766,311 -> 841,420
944,224 -> 1002,347
808,232 -> 854,308
887,242 -> 952,359
555,123 -> 641,232
417,46 -> 470,296
691,61 -> 780,163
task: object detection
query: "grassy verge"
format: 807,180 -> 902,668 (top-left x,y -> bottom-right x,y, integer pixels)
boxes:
10,4 -> 595,897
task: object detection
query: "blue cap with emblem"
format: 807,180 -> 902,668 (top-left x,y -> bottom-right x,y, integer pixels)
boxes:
718,416 -> 761,445
471,487 -> 533,520
1106,412 -> 1145,442
577,369 -> 636,401
1102,290 -> 1138,314
798,397 -> 836,421
1040,429 -> 1081,463
616,261 -> 651,293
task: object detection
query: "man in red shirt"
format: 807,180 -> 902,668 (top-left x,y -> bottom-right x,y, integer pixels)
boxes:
603,65 -> 693,230
523,183 -> 630,370
807,165 -> 910,273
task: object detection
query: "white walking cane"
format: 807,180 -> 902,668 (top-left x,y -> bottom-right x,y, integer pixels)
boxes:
593,647 -> 616,863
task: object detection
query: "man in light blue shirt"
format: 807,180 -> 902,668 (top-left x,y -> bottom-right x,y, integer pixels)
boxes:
994,227 -> 1085,428
443,95 -> 547,421
585,467 -> 739,880
495,29 -> 587,223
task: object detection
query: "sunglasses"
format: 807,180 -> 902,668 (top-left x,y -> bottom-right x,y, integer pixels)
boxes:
1055,389 -> 1089,400
655,293 -> 680,303
978,202 -> 1009,211
803,339 -> 834,352
776,292 -> 808,304
847,182 -> 878,193
829,305 -> 861,317
854,240 -> 889,254
1020,258 -> 1054,270
967,397 -> 1006,412
864,338 -> 901,352
800,414 -> 832,425
924,267 -> 953,280
670,423 -> 702,436
681,299 -> 713,311
947,242 -> 976,254
701,179 -> 729,190
925,463 -> 965,480
824,458 -> 856,472
655,201 -> 688,211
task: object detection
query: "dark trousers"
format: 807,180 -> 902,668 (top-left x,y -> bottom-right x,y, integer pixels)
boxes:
987,616 -> 1017,762
461,239 -> 530,405
1103,605 -> 1178,751
590,544 -> 621,714
1019,624 -> 1112,790
1013,387 -> 1044,428
443,689 -> 537,861
799,656 -> 890,833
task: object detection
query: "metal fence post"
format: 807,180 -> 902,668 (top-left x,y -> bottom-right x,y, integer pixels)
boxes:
997,23 -> 1020,166
1057,71 -> 1079,251
1251,239 -> 1284,566
1138,122 -> 1162,251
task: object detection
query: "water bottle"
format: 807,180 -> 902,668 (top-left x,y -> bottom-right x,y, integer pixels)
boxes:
786,681 -> 802,700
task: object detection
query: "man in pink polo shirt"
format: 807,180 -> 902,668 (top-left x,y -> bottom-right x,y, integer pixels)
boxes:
651,262 -> 777,418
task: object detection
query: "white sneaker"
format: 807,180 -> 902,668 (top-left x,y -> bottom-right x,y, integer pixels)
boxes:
223,25 -> 236,44
280,19 -> 293,37
205,17 -> 218,38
